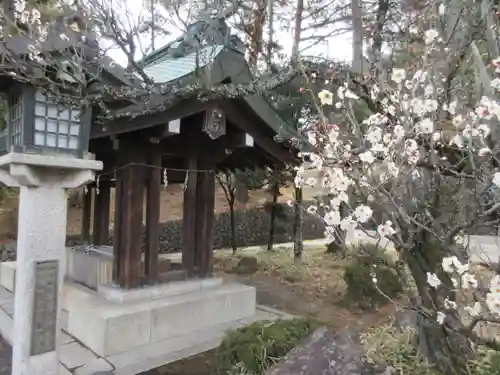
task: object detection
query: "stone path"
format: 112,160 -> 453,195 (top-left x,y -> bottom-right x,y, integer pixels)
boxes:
229,233 -> 500,266
0,283 -> 113,375
0,337 -> 11,375
0,285 -> 290,375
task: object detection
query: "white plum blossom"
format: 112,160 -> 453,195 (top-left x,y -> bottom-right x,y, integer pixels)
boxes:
444,298 -> 457,309
359,151 -> 375,164
324,210 -> 341,226
455,259 -> 469,275
307,205 -> 317,214
478,147 -> 492,157
377,221 -> 396,238
391,68 -> 406,84
393,125 -> 405,141
307,131 -> 317,146
448,100 -> 458,115
416,118 -> 434,134
366,127 -> 382,144
412,69 -> 427,82
492,172 -> 500,187
477,124 -> 491,138
464,302 -> 482,317
427,272 -> 442,288
440,256 -> 469,275
354,205 -> 373,223
432,132 -> 441,142
442,256 -> 467,273
436,311 -> 446,324
491,78 -> 500,90
449,134 -> 464,148
337,86 -> 359,100
442,256 -> 454,273
486,293 -> 500,315
438,3 -> 446,16
461,273 -> 478,289
486,275 -> 500,315
318,90 -> 333,105
424,99 -> 439,113
340,216 -> 358,236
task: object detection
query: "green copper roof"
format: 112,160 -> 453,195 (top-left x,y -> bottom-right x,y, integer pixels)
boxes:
143,45 -> 225,83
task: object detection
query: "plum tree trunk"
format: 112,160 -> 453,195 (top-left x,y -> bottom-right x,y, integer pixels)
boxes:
405,243 -> 473,375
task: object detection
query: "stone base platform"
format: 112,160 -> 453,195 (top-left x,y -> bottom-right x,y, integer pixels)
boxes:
62,278 -> 256,358
0,280 -> 291,375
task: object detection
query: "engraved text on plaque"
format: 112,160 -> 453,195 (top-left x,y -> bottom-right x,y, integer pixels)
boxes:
30,260 -> 59,356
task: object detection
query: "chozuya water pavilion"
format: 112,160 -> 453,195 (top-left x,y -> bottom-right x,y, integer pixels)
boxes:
0,9 -> 301,374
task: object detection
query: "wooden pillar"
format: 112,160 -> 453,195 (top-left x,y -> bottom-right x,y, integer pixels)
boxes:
182,122 -> 216,277
182,151 -> 198,276
195,156 -> 215,277
145,151 -> 162,284
92,181 -> 111,245
81,187 -> 92,243
113,149 -> 145,289
113,167 -> 123,285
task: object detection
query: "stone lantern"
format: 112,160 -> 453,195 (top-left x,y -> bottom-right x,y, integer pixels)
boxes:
0,85 -> 91,157
0,9 -> 104,375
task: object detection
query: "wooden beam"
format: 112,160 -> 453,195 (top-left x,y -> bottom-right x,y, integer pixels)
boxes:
91,99 -> 207,139
92,181 -> 111,245
219,101 -> 295,163
145,151 -> 162,285
81,187 -> 92,243
226,132 -> 255,148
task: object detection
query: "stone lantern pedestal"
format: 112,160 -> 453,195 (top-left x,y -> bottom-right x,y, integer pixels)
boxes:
0,153 -> 102,375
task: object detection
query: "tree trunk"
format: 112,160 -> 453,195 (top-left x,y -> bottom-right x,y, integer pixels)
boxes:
267,182 -> 279,251
266,0 -> 275,70
246,0 -> 267,71
291,0 -> 304,63
325,203 -> 346,254
351,0 -> 364,75
293,186 -> 303,261
405,243 -> 473,375
229,201 -> 237,254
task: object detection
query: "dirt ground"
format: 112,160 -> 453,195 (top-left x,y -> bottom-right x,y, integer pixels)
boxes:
143,247 -> 396,375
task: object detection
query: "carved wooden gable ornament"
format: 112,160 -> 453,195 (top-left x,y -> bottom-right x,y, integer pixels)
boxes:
203,108 -> 226,139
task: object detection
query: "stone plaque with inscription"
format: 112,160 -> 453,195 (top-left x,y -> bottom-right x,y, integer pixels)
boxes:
30,260 -> 59,356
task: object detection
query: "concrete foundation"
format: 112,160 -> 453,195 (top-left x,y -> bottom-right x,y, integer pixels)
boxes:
1,256 -> 258,361
62,279 -> 256,358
